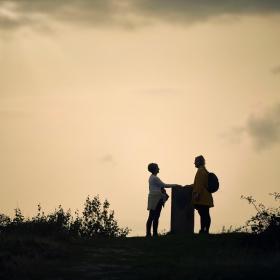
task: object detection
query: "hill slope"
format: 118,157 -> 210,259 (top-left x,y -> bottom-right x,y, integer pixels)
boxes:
0,233 -> 279,279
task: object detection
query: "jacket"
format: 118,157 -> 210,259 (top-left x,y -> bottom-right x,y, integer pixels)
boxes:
192,166 -> 214,208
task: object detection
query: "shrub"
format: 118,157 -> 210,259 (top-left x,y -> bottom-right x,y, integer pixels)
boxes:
80,196 -> 129,238
0,196 -> 130,238
0,213 -> 11,231
241,192 -> 280,237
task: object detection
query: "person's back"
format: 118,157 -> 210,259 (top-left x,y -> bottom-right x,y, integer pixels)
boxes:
192,166 -> 213,208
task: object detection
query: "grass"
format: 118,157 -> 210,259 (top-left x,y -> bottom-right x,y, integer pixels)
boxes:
0,232 -> 279,280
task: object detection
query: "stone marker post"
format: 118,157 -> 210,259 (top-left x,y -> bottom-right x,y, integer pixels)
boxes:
170,187 -> 194,234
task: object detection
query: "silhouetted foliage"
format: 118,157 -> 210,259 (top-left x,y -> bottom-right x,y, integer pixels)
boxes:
241,192 -> 280,238
0,196 -> 130,238
80,196 -> 129,238
0,213 -> 11,227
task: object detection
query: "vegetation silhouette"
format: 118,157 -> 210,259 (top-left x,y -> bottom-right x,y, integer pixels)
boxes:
240,192 -> 280,239
0,195 -> 130,239
0,193 -> 279,279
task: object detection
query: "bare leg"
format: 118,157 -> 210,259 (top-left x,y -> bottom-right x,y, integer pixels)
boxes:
146,210 -> 155,237
152,200 -> 163,236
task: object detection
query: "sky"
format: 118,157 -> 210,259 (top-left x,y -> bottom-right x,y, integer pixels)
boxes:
0,0 -> 280,235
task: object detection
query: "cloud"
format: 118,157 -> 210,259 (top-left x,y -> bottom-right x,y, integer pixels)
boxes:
271,65 -> 280,75
99,154 -> 116,164
0,0 -> 280,31
247,105 -> 280,150
222,126 -> 245,145
0,0 -> 116,30
132,0 -> 280,23
227,104 -> 280,151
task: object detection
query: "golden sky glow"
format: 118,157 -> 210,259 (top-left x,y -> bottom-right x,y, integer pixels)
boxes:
0,1 -> 280,234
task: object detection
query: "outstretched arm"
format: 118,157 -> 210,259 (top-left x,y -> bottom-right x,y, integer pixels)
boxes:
157,178 -> 181,188
164,183 -> 182,188
153,176 -> 182,189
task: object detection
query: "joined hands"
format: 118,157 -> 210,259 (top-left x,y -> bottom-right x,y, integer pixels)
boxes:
172,184 -> 193,188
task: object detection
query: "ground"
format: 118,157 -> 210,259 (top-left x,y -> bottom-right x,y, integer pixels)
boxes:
0,233 -> 279,280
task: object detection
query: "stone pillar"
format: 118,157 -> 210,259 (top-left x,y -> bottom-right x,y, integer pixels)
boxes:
170,187 -> 194,234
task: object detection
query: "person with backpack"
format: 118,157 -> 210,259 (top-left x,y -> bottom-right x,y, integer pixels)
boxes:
188,155 -> 216,234
146,163 -> 182,237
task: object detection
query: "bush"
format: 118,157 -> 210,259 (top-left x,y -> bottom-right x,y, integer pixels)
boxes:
241,192 -> 280,238
80,196 -> 129,238
0,196 -> 130,238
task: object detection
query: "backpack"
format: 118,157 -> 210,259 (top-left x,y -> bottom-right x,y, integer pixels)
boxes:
207,172 -> 219,193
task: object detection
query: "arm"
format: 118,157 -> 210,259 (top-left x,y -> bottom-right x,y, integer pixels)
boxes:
155,177 -> 180,189
184,184 -> 194,188
164,183 -> 180,188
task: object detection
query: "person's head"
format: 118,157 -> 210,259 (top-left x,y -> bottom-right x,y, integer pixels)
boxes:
148,163 -> 160,175
194,155 -> 205,168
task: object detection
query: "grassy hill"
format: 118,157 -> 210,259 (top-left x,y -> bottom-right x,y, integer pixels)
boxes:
0,232 -> 279,280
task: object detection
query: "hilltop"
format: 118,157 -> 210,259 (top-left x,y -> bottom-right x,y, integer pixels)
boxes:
0,232 -> 279,280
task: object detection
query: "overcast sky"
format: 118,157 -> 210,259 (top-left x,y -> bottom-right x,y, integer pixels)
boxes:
1,0 -> 280,234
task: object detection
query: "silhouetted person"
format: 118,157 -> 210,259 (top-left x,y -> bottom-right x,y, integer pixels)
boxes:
146,163 -> 181,237
191,155 -> 214,234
